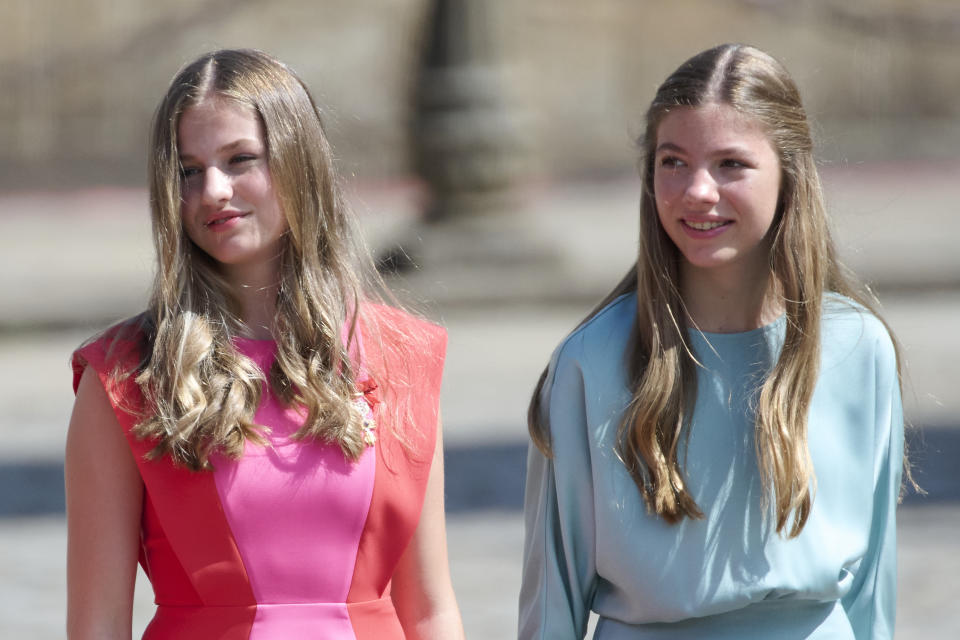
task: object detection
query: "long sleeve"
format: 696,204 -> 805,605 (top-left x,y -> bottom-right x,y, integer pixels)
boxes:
519,338 -> 598,640
840,332 -> 904,640
518,295 -> 909,638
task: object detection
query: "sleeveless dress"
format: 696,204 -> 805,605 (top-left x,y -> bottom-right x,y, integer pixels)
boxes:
71,304 -> 446,639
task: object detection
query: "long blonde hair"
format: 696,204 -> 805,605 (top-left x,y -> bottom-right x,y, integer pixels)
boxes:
131,49 -> 384,470
529,44 -> 904,537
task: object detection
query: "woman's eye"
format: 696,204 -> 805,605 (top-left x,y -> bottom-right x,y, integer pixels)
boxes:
230,154 -> 257,165
180,166 -> 201,179
720,158 -> 747,169
659,156 -> 684,169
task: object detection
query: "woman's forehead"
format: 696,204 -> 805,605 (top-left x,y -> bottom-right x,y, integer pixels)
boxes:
177,98 -> 264,153
656,103 -> 773,150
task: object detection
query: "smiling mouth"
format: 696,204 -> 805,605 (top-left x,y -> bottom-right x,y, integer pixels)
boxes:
683,220 -> 730,231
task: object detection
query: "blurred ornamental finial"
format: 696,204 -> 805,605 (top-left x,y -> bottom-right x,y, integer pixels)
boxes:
411,0 -> 519,224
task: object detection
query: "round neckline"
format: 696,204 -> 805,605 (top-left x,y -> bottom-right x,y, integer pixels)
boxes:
231,335 -> 277,357
687,314 -> 785,340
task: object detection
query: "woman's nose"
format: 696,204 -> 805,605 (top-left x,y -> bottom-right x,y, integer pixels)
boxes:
201,167 -> 232,206
683,168 -> 719,206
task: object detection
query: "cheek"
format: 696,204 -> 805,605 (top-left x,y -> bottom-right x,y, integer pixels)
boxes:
179,196 -> 194,225
179,207 -> 200,241
756,180 -> 782,229
262,186 -> 286,227
653,192 -> 676,235
179,183 -> 201,216
759,161 -> 783,215
653,171 -> 682,208
652,175 -> 666,208
249,172 -> 281,209
650,199 -> 676,245
177,191 -> 206,245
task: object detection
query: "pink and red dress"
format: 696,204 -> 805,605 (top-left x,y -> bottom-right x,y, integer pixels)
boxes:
71,305 -> 446,639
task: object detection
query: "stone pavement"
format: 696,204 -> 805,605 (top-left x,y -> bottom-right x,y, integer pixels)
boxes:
1,164 -> 958,637
3,505 -> 958,639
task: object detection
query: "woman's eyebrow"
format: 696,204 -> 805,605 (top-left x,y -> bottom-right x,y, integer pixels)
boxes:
711,145 -> 754,157
655,142 -> 685,154
179,138 -> 260,161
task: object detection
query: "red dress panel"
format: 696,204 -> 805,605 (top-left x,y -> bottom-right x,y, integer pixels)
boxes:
71,304 -> 446,639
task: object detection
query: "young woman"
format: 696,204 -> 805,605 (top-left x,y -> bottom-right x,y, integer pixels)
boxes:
519,44 -> 907,639
65,49 -> 464,640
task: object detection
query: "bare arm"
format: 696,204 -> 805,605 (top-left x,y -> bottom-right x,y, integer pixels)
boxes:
65,367 -> 143,639
391,418 -> 465,640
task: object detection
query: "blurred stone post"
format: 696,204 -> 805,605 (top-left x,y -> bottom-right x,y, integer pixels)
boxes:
382,0 -> 563,305
411,0 -> 516,222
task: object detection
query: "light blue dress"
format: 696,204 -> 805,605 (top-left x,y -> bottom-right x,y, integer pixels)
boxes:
519,292 -> 903,639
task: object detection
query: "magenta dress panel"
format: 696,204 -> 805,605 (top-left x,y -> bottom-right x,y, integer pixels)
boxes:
209,338 -> 377,638
71,306 -> 446,639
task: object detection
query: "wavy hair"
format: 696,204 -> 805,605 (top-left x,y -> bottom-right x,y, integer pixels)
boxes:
529,44 -> 906,537
130,49 -> 386,470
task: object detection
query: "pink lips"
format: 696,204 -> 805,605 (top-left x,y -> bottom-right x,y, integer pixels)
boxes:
204,211 -> 249,230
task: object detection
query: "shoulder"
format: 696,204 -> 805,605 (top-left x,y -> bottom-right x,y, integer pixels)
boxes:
71,315 -> 148,394
820,295 -> 899,402
538,293 -> 635,420
550,292 -> 636,375
357,303 -> 447,412
360,302 -> 446,357
821,294 -> 897,371
358,304 -> 445,463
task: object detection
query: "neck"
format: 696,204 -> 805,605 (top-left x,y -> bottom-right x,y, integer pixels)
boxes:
680,263 -> 783,334
221,261 -> 281,339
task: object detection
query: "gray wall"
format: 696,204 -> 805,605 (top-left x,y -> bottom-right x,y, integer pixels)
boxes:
2,0 -> 959,189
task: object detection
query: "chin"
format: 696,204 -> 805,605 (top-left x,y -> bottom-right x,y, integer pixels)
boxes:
681,252 -> 736,271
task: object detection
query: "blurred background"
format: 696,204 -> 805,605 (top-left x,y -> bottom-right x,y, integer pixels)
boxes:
1,0 -> 958,637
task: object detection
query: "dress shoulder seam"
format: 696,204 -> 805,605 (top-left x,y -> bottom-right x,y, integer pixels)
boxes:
552,292 -> 634,363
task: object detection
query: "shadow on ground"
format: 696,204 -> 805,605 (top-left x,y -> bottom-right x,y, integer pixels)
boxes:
1,425 -> 955,517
